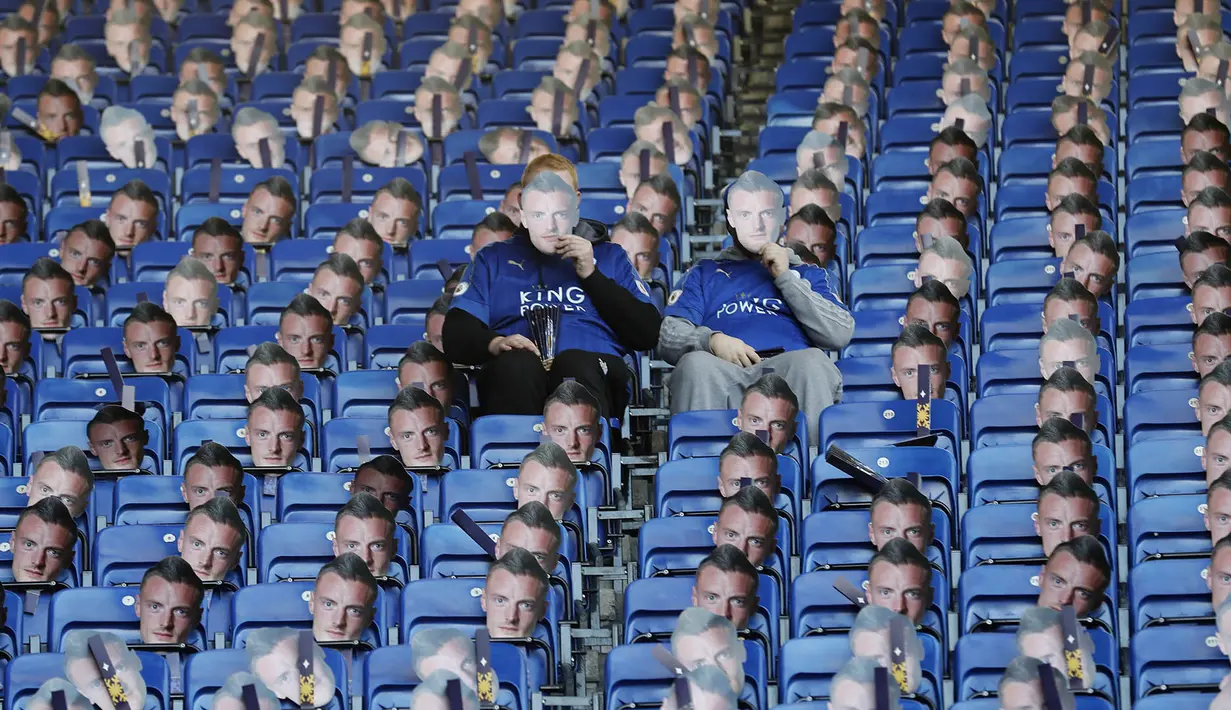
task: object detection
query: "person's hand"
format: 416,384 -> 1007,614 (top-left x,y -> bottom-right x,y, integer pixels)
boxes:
760,242 -> 791,278
556,235 -> 596,278
488,334 -> 541,357
710,332 -> 761,367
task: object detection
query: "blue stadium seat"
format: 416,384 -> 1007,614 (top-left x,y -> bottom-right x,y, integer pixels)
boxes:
231,580 -> 385,647
1127,436 -> 1206,502
1132,625 -> 1226,700
4,651 -> 171,710
48,586 -> 207,651
1129,557 -> 1213,631
184,648 -> 350,710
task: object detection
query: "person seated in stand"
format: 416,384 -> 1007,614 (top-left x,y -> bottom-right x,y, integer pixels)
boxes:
866,537 -> 932,625
1035,471 -> 1100,557
914,198 -> 969,251
890,324 -> 950,401
514,442 -> 577,521
1060,229 -> 1119,299
662,172 -> 851,437
306,253 -> 365,327
0,185 -> 30,244
869,478 -> 934,554
238,175 -> 296,245
22,258 -> 77,332
246,627 -> 336,706
163,258 -> 219,328
135,556 -> 204,645
691,544 -> 759,631
310,552 -> 377,643
927,158 -> 983,221
387,386 -> 449,468
1036,535 -> 1110,616
276,293 -> 335,371
443,166 -> 659,419
541,380 -> 601,464
123,302 -> 180,374
190,218 -> 246,288
1193,264 -> 1231,325
87,406 -> 149,472
182,441 -> 246,510
1043,278 -> 1101,339
1033,416 -> 1096,488
716,431 -> 780,500
60,220 -> 115,289
231,108 -> 286,169
912,234 -> 973,299
177,496 -> 246,583
1048,194 -> 1102,260
1195,312 -> 1231,378
495,501 -> 561,575
25,446 -> 92,519
482,547 -> 549,639
245,387 -> 305,468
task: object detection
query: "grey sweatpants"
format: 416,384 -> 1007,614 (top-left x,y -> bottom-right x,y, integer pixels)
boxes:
667,348 -> 842,442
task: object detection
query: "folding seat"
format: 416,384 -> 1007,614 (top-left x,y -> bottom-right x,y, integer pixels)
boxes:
604,643 -> 765,710
183,372 -> 322,432
800,508 -> 951,580
49,167 -> 170,219
953,632 -> 1119,703
626,589 -> 772,702
25,418 -> 164,478
766,89 -> 823,128
419,522 -> 577,618
184,648 -> 350,710
1127,106 -> 1185,146
172,417 -> 313,474
995,182 -> 1117,230
961,502 -> 1117,569
1129,557 -> 1213,631
334,369 -> 457,422
1124,388 -> 1202,446
59,326 -> 196,382
321,415 -> 461,473
999,111 -> 1079,150
439,468 -> 587,550
437,161 -> 523,203
1124,209 -> 1186,259
984,257 -> 1063,306
267,239 -> 393,288
361,642 -> 530,710
48,586 -> 207,651
180,167 -> 302,213
399,578 -> 561,683
212,325 -> 277,373
959,563 -> 1118,637
848,263 -> 978,315
472,411 -> 613,475
113,474 -> 262,535
1132,625 -> 1226,700
95,522 -> 245,588
1126,252 -> 1185,302
1128,698 -> 1211,710
968,441 -> 1117,508
1011,18 -> 1066,51
1125,343 -> 1198,394
429,200 -> 499,241
1008,47 -> 1070,82
666,409 -> 808,471
638,516 -> 789,596
778,635 -> 942,707
809,442 -> 957,511
1126,175 -> 1182,216
54,134 -> 174,176
790,2 -> 841,29
0,243 -> 67,287
364,325 -> 426,369
1127,436 -> 1206,502
1127,495 -> 1211,565
231,580 -> 385,649
863,191 -> 986,236
33,374 -> 172,442
127,241 -> 192,283
105,282 -> 234,328
1127,71 -> 1187,110
277,472 -> 357,522
980,301 -> 1109,353
819,399 -> 961,455
970,393 -> 1114,449
976,348 -> 1115,402
1127,140 -> 1183,182
247,281 -> 373,331
836,352 -> 968,407
259,520 -> 410,584
656,456 -> 802,523
4,651 -> 171,710
1007,77 -> 1119,115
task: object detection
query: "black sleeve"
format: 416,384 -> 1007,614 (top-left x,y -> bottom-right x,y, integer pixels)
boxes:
580,269 -> 663,352
442,307 -> 499,366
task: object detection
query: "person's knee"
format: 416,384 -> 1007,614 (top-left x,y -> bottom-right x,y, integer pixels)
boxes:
674,350 -> 722,382
551,349 -> 595,374
488,348 -> 544,375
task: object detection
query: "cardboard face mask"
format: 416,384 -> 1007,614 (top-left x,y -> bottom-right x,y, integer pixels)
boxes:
521,172 -> 581,252
726,171 -> 787,252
